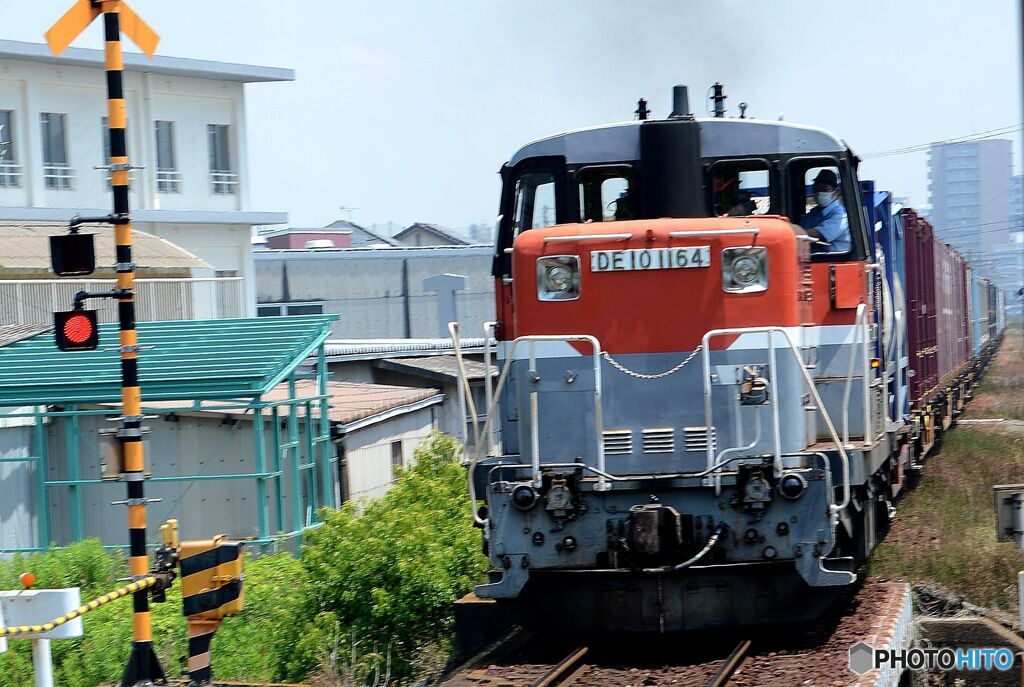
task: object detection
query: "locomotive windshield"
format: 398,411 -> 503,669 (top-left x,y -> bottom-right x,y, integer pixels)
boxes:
512,170 -> 557,234
495,119 -> 871,274
577,165 -> 635,222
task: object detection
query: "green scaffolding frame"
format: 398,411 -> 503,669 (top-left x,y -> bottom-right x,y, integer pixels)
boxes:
0,315 -> 338,553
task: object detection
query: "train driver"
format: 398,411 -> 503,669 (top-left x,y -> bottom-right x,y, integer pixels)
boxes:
800,169 -> 850,254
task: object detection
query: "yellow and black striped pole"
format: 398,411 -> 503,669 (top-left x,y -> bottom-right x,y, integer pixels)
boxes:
45,3 -> 162,684
99,2 -> 161,685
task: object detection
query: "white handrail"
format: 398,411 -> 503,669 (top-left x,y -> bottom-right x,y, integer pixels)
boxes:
449,329 -> 607,525
543,233 -> 631,243
668,228 -> 761,237
701,326 -> 850,514
483,321 -> 498,455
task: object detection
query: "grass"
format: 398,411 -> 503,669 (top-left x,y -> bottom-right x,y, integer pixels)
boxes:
868,329 -> 1024,612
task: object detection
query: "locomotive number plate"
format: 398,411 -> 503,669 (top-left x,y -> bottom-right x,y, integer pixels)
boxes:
590,246 -> 711,272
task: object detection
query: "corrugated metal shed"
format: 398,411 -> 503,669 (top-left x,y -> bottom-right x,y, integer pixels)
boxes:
0,315 -> 340,552
0,222 -> 210,275
0,315 -> 337,405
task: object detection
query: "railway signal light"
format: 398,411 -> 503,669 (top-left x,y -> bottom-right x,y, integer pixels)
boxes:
54,308 -> 99,351
50,231 -> 95,276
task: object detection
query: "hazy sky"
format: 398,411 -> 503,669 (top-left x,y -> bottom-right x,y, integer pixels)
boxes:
6,1 -> 1021,229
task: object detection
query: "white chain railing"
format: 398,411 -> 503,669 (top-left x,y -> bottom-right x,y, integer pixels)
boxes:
602,345 -> 704,380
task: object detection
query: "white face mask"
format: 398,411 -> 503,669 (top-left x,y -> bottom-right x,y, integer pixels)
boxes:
815,191 -> 834,208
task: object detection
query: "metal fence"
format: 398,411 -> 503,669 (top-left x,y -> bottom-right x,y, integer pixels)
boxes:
0,277 -> 246,325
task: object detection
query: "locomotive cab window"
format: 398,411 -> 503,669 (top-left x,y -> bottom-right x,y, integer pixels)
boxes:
786,158 -> 861,260
709,160 -> 772,217
577,166 -> 634,222
513,171 -> 557,234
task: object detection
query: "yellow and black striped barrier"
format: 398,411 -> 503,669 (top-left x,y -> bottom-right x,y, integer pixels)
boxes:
180,535 -> 245,685
0,576 -> 157,638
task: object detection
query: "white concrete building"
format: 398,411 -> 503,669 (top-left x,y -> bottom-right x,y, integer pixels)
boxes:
0,40 -> 293,315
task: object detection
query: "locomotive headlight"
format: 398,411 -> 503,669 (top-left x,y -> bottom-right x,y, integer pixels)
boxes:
546,265 -> 573,291
537,255 -> 580,301
512,484 -> 539,510
778,472 -> 807,500
722,247 -> 768,293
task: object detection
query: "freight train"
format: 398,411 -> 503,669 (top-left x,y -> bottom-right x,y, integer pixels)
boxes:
452,86 -> 1005,632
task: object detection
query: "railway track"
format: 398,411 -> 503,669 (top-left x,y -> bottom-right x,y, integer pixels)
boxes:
439,581 -> 912,687
440,634 -> 755,687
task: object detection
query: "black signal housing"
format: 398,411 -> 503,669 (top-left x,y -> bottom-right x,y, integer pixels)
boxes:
50,232 -> 96,276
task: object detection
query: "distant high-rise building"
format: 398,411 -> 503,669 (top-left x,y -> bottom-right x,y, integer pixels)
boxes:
927,139 -> 1013,258
1011,174 -> 1023,234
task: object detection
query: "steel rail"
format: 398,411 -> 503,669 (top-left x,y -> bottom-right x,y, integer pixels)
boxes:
704,639 -> 752,687
530,646 -> 589,687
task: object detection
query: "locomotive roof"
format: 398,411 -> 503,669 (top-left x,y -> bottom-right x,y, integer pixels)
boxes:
508,118 -> 848,166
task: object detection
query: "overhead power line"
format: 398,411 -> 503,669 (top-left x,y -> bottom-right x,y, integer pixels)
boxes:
863,124 -> 1024,159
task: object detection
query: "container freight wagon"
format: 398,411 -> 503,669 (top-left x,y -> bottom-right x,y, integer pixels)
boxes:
903,209 -> 938,412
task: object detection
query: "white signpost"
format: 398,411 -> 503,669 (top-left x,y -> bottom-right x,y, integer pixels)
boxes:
0,588 -> 83,687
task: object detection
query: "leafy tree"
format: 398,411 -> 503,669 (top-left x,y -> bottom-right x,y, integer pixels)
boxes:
301,432 -> 488,681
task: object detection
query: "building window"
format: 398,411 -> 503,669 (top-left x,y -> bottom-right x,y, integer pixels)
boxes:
390,440 -> 404,470
256,305 -> 282,317
154,120 -> 180,193
0,111 -> 20,188
257,302 -> 324,317
41,113 -> 72,190
207,124 -> 237,194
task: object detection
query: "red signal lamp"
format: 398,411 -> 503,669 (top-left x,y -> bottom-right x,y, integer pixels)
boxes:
54,308 -> 99,351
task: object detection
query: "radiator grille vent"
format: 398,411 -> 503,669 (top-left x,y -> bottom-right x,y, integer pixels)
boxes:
603,430 -> 633,455
684,426 -> 716,453
642,428 -> 675,454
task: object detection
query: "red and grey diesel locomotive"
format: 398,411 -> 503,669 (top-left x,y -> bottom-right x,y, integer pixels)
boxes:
454,87 -> 1004,632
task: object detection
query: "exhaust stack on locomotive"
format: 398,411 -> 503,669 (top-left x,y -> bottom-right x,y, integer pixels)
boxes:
452,85 -> 1003,633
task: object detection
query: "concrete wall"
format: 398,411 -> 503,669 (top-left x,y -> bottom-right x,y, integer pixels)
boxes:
147,222 -> 256,314
255,246 -> 496,338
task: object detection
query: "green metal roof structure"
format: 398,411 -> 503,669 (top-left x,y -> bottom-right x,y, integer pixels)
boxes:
0,315 -> 340,554
0,315 -> 336,405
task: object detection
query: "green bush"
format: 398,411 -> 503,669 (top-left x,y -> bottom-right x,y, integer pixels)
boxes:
0,433 -> 485,685
0,547 -> 314,686
301,432 -> 488,681
0,541 -> 142,687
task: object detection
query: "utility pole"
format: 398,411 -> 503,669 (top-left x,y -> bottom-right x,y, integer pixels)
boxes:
45,2 -> 164,685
